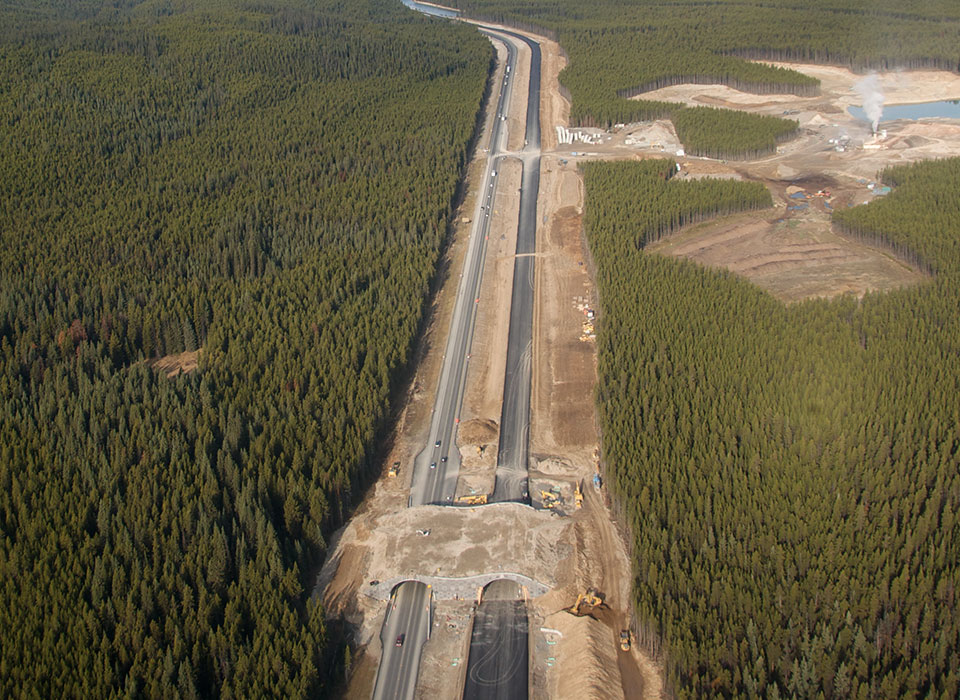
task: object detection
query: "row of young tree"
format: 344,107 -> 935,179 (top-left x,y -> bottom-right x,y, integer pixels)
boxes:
581,158 -> 960,697
0,0 -> 490,696
457,0 -> 960,156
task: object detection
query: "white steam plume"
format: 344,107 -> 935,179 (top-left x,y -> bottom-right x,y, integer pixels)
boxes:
854,73 -> 884,133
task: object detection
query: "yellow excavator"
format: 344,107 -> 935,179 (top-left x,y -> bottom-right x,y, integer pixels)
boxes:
566,587 -> 607,616
574,481 -> 583,509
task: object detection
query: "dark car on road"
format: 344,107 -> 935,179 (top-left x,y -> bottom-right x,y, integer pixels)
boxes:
396,634 -> 405,647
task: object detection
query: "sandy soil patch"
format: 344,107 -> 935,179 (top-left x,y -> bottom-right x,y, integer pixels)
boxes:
460,153 -> 521,425
533,163 -> 598,452
149,349 -> 200,377
317,501 -> 572,696
648,196 -> 926,303
638,63 -> 960,116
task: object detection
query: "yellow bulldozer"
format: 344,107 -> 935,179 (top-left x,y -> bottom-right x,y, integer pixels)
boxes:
566,587 -> 608,616
456,494 -> 488,505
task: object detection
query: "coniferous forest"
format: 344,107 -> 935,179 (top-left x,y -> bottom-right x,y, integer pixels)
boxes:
583,158 -> 960,697
457,0 -> 960,157
0,0 -> 489,695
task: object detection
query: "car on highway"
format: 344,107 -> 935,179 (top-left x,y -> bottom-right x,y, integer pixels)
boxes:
430,462 -> 436,469
435,439 -> 441,448
396,634 -> 405,647
441,456 -> 447,463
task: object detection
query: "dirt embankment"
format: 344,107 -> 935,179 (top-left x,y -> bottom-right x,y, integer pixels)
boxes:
528,32 -> 665,698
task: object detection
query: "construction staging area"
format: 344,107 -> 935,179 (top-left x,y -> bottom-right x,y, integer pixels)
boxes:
316,7 -> 960,699
564,63 -> 960,302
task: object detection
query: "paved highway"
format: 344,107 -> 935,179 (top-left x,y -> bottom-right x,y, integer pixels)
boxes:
492,29 -> 541,504
462,581 -> 529,700
409,27 -> 520,506
371,581 -> 432,700
380,3 -> 540,697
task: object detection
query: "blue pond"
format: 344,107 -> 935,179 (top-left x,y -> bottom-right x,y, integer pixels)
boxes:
849,100 -> 960,123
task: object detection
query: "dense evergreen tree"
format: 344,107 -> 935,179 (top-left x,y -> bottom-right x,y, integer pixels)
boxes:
581,158 -> 960,697
0,0 -> 490,695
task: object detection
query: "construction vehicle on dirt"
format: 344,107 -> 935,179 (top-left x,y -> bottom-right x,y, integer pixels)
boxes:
539,489 -> 562,509
565,587 -> 608,616
456,494 -> 488,505
619,629 -> 632,651
388,461 -> 400,477
574,481 -> 583,509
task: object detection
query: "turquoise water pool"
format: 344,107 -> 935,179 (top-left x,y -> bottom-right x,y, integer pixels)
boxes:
849,100 -> 960,123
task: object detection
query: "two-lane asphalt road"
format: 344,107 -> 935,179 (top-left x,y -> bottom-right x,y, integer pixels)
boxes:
492,30 -> 541,504
371,581 -> 432,700
409,27 -> 520,507
463,580 -> 529,700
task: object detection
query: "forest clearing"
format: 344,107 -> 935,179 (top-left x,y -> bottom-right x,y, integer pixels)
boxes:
547,61 -> 960,301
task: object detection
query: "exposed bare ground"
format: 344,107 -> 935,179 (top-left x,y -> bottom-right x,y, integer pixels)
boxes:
149,349 -> 200,377
458,154 -> 522,480
647,202 -> 926,303
506,41 -> 532,153
585,62 -> 960,300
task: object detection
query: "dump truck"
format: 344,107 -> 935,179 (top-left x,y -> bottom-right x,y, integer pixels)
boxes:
574,481 -> 583,509
388,462 -> 400,477
619,630 -> 631,651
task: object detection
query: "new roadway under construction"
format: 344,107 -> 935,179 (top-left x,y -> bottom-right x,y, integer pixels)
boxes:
371,2 -> 543,698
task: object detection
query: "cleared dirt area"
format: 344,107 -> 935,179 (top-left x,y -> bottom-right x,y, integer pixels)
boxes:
647,198 -> 925,302
640,62 -> 960,115
591,62 -> 960,300
148,349 -> 200,377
